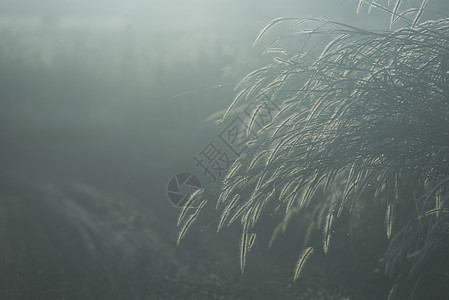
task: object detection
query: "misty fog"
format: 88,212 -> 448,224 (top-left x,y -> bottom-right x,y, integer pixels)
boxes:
1,0 -> 448,299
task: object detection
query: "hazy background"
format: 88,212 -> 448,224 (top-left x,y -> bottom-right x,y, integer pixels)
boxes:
1,0 -> 447,299
0,0 -> 400,206
0,0 -> 373,218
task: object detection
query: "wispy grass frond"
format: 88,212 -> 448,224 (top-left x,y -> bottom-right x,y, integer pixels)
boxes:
323,210 -> 335,254
178,4 -> 449,297
293,246 -> 314,281
177,198 -> 207,246
240,218 -> 250,273
251,16 -> 447,275
412,0 -> 429,27
357,0 -> 429,28
253,17 -> 304,46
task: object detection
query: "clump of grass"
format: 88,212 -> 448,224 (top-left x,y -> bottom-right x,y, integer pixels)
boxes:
178,1 -> 449,298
